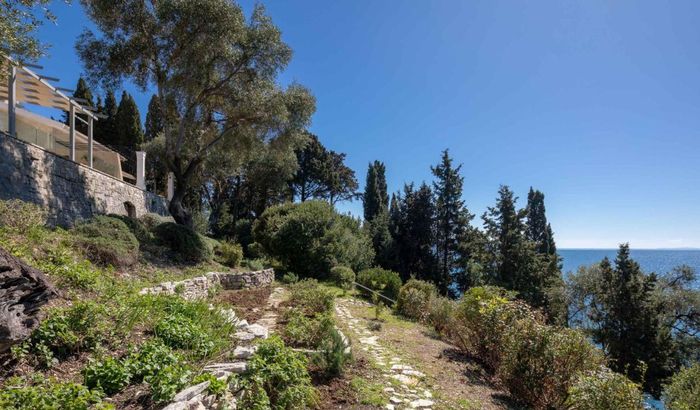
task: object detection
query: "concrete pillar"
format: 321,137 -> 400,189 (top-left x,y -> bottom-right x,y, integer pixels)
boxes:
87,116 -> 94,168
69,104 -> 76,161
167,172 -> 174,200
7,66 -> 16,136
135,151 -> 146,189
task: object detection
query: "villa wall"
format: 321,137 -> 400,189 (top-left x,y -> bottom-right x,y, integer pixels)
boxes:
0,132 -> 168,226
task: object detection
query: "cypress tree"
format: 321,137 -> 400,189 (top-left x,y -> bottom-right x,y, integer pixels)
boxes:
363,161 -> 388,222
144,94 -> 164,141
525,188 -> 557,255
115,91 -> 144,148
393,183 -> 437,283
63,77 -> 94,135
431,149 -> 474,294
97,90 -> 118,145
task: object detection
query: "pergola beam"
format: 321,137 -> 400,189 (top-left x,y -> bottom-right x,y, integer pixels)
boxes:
7,65 -> 16,136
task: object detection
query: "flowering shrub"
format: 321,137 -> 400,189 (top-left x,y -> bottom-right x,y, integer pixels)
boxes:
396,279 -> 437,321
566,367 -> 644,410
663,363 -> 700,410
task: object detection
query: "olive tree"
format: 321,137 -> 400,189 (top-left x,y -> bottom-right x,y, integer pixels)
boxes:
77,0 -> 315,227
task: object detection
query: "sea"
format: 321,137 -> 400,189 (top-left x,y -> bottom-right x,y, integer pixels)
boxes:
559,249 -> 700,409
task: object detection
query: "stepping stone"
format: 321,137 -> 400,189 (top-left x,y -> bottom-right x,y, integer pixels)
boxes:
392,374 -> 419,386
386,405 -> 395,410
235,331 -> 255,342
383,387 -> 395,393
204,362 -> 247,374
172,381 -> 209,402
235,319 -> 249,329
233,345 -> 257,359
391,364 -> 412,371
246,323 -> 269,339
390,396 -> 402,404
409,399 -> 435,408
402,370 -> 425,378
423,390 -> 432,398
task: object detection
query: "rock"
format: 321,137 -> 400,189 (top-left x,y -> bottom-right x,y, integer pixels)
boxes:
172,381 -> 210,402
409,398 -> 435,408
234,331 -> 255,343
390,396 -> 403,404
204,362 -> 248,374
0,246 -> 57,352
233,345 -> 257,359
162,403 -> 188,410
235,319 -> 248,329
246,323 -> 269,339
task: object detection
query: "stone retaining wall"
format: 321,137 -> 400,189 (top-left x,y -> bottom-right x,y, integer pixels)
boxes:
139,269 -> 275,300
0,132 -> 168,227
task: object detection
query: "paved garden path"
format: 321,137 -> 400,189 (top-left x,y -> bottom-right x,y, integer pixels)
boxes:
335,298 -> 436,410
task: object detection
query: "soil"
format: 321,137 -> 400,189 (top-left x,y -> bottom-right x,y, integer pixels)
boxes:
312,354 -> 384,409
214,286 -> 273,322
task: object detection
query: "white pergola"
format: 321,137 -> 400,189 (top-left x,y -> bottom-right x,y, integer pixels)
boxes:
0,56 -> 99,167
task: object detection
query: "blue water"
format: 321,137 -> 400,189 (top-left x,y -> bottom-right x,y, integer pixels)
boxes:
560,249 -> 700,278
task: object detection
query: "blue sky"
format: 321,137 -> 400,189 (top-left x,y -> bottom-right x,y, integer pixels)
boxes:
31,0 -> 700,249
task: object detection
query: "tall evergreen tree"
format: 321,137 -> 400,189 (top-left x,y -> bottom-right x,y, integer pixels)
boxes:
289,132 -> 328,202
324,150 -> 358,205
393,183 -> 437,283
363,161 -> 388,222
115,91 -> 144,148
590,244 -> 674,396
144,94 -> 164,142
96,90 -> 118,145
525,188 -> 556,255
431,149 -> 474,294
63,77 -> 94,135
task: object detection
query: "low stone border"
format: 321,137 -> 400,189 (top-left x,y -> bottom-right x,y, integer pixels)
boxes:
139,269 -> 274,300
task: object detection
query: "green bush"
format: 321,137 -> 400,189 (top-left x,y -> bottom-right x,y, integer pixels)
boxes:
567,367 -> 644,410
0,199 -> 47,232
154,314 -> 215,357
396,279 -> 437,321
214,241 -> 243,268
83,356 -> 131,395
125,339 -> 182,383
154,222 -> 212,263
0,376 -> 107,410
281,272 -> 299,284
252,201 -> 374,277
498,320 -> 604,409
73,216 -> 140,267
288,279 -> 335,315
241,336 -> 318,409
664,363 -> 700,410
107,214 -> 154,244
140,212 -> 172,230
313,328 -> 351,377
281,308 -> 334,348
427,295 -> 458,338
356,268 -> 402,302
330,266 -> 355,290
243,258 -> 266,271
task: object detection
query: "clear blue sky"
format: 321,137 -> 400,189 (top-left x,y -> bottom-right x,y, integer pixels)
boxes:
31,0 -> 700,249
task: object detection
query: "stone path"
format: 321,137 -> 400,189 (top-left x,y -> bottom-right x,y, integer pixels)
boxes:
335,298 -> 436,410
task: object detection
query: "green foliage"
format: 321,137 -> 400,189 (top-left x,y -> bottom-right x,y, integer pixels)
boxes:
0,0 -> 56,61
396,279 -> 437,321
426,295 -> 458,337
35,249 -> 104,291
148,363 -> 192,403
242,336 -> 318,409
313,328 -> 351,377
330,266 -> 355,290
140,213 -> 172,231
73,215 -> 140,267
288,279 -> 335,315
125,339 -> 182,383
253,200 -> 374,277
154,314 -> 215,357
83,356 -> 131,395
107,214 -> 154,244
214,241 -> 243,268
350,377 -> 385,406
281,272 -> 299,284
115,91 -> 144,147
566,367 -> 645,410
0,376 -> 108,410
192,373 -> 228,396
154,222 -> 213,263
243,258 -> 266,271
281,308 -> 334,348
0,199 -> 47,232
498,320 -> 604,409
664,363 -> 700,410
357,268 -> 402,301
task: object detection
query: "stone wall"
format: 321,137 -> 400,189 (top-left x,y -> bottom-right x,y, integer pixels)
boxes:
0,132 -> 168,227
139,269 -> 275,300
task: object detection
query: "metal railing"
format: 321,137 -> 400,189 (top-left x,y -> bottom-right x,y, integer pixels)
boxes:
352,281 -> 397,305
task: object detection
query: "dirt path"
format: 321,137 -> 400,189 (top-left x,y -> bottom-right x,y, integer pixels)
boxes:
335,297 -> 518,410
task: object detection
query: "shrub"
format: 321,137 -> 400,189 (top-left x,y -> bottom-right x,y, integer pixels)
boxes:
73,215 -> 140,267
664,363 -> 700,410
330,266 -> 355,290
567,367 -> 644,410
0,199 -> 47,232
252,201 -> 374,277
154,222 -> 212,263
497,320 -> 604,409
148,363 -> 192,403
107,214 -> 153,244
427,295 -> 458,338
396,279 -> 437,321
0,376 -> 107,410
281,308 -> 334,348
241,336 -> 318,409
214,241 -> 243,268
140,212 -> 172,230
313,328 -> 351,377
154,314 -> 215,357
281,272 -> 299,284
288,279 -> 335,315
356,268 -> 402,302
83,356 -> 131,395
125,339 -> 182,383
243,258 -> 266,271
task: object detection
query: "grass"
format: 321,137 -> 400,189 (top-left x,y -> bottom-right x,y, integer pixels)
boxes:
349,377 -> 386,406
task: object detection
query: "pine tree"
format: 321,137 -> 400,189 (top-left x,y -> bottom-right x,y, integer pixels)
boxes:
96,90 -> 118,145
63,77 -> 94,135
392,183 -> 437,283
363,161 -> 388,222
431,149 -> 474,294
525,188 -> 557,255
144,94 -> 164,141
590,244 -> 675,396
115,91 -> 144,148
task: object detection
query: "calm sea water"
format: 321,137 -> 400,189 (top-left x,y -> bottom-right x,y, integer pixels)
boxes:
560,249 -> 700,278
